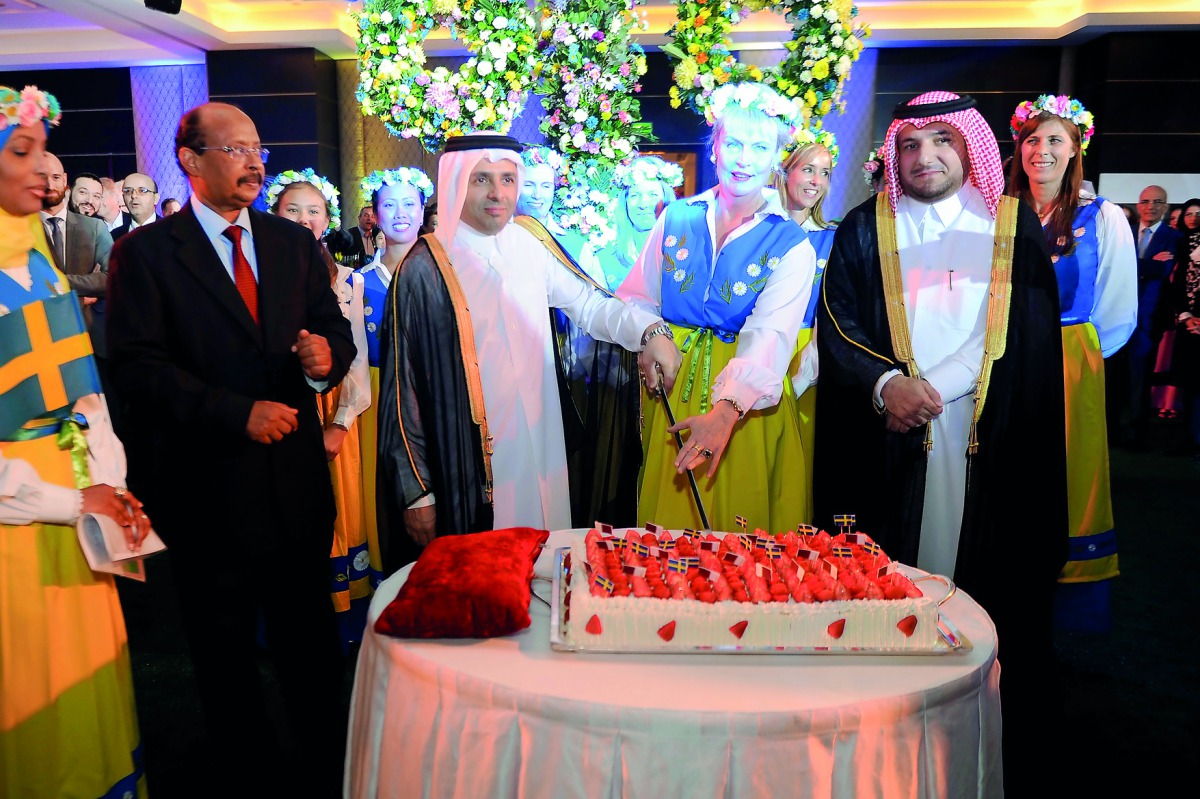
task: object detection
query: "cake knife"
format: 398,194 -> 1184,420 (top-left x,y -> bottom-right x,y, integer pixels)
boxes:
655,364 -> 712,532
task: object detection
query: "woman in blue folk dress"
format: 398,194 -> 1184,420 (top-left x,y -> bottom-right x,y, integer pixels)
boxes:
775,131 -> 838,513
617,83 -> 817,534
1006,95 -> 1137,629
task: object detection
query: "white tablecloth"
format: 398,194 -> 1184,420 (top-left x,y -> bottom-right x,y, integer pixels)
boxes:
345,530 -> 1002,798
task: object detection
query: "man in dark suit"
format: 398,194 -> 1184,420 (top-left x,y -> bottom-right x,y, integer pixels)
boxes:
1117,184 -> 1181,445
110,171 -> 162,240
106,101 -> 356,796
326,203 -> 378,268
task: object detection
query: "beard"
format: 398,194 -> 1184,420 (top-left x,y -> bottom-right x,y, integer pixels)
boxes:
42,186 -> 66,210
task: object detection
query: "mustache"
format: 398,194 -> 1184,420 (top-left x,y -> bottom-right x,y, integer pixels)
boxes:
239,174 -> 263,187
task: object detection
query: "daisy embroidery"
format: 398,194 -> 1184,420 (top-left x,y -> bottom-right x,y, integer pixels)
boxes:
767,256 -> 781,270
675,248 -> 689,261
673,269 -> 687,283
664,235 -> 678,247
733,281 -> 748,296
1074,227 -> 1086,238
746,263 -> 761,278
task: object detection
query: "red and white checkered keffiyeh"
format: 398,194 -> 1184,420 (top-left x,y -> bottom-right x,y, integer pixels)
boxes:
884,91 -> 1005,219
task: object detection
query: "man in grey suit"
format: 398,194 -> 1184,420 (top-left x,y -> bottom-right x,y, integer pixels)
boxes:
38,151 -> 112,345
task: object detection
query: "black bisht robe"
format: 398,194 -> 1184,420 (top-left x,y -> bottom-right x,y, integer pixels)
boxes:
813,195 -> 1069,663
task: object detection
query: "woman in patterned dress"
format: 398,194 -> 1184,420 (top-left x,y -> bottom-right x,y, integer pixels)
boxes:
617,83 -> 816,534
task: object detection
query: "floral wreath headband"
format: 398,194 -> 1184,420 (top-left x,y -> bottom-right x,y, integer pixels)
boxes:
0,85 -> 62,140
360,167 -> 435,208
783,128 -> 840,168
267,168 -> 341,232
704,82 -> 804,138
1010,94 -> 1095,154
521,147 -> 568,186
613,157 -> 685,190
861,145 -> 885,186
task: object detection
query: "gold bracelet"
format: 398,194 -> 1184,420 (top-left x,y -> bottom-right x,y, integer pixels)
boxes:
716,396 -> 746,419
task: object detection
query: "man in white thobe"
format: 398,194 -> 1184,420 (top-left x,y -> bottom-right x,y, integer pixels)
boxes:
376,133 -> 678,563
814,91 -> 1068,794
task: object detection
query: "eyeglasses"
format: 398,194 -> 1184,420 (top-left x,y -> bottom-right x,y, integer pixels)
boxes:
1137,199 -> 1166,206
196,146 -> 270,163
122,187 -> 156,195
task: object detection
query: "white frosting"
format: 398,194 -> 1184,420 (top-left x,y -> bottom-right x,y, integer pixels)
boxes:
564,540 -> 940,651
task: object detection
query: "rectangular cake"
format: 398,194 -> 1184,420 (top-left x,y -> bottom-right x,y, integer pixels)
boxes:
560,527 -> 942,652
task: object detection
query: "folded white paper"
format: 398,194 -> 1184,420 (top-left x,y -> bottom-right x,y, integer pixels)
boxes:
76,512 -> 167,582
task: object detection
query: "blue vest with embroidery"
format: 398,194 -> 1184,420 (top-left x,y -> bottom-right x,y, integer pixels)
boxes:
799,226 -> 836,330
658,199 -> 808,342
1052,198 -> 1104,327
356,266 -> 388,367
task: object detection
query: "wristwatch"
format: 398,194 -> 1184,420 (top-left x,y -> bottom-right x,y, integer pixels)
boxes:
641,322 -> 672,347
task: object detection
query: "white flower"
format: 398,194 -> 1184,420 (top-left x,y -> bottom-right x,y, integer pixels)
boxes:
733,282 -> 748,296
811,4 -> 823,18
747,263 -> 761,278
477,60 -> 493,77
826,7 -> 840,21
832,35 -> 843,48
493,58 -> 505,73
832,22 -> 843,33
573,108 -> 588,123
572,130 -> 587,148
816,259 -> 827,269
767,256 -> 780,270
380,10 -> 393,24
376,33 -> 391,45
665,235 -> 677,247
800,70 -> 813,83
494,16 -> 509,29
465,98 -> 479,112
378,59 -> 395,74
675,248 -> 689,260
474,10 -> 485,22
673,269 -> 687,283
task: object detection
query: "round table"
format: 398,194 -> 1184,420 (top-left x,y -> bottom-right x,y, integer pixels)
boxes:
344,530 -> 1002,798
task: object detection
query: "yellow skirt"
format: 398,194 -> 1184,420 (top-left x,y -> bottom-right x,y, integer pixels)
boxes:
0,434 -> 145,799
1059,322 -> 1118,583
637,325 -> 810,535
317,386 -> 370,613
792,326 -> 817,517
359,367 -> 383,585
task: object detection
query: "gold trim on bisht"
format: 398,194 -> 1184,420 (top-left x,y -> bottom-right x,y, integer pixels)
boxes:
394,233 -> 494,503
969,195 -> 1018,455
875,191 -> 933,451
512,215 -> 613,297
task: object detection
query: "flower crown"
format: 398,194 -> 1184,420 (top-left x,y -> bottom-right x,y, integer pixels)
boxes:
360,167 -> 435,207
1010,94 -> 1095,154
613,157 -> 685,190
861,145 -> 886,186
704,82 -> 803,136
0,85 -> 62,135
522,147 -> 568,185
267,168 -> 341,231
784,128 -> 840,168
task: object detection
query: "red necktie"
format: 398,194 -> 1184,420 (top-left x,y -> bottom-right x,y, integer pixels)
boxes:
222,225 -> 259,323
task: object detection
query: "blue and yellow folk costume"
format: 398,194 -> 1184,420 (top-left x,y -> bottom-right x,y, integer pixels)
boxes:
0,209 -> 145,798
624,190 -> 814,534
1051,197 -> 1121,627
352,258 -> 390,585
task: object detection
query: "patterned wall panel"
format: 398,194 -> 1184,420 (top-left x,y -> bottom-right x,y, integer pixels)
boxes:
130,65 -> 208,210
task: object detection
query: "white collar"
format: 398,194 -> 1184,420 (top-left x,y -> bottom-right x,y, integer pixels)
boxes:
190,194 -> 252,240
900,182 -> 981,230
40,206 -> 68,223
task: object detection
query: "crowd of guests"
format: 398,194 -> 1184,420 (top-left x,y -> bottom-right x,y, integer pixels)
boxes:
1,74 -> 1192,797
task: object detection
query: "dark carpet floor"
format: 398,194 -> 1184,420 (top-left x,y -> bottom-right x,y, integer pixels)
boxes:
116,415 -> 1199,797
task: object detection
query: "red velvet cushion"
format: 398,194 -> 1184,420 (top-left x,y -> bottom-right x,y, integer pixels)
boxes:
374,527 -> 549,639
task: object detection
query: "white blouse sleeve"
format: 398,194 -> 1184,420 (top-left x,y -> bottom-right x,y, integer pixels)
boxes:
712,237 -> 817,411
1092,199 -> 1138,357
333,271 -> 372,427
0,393 -> 126,526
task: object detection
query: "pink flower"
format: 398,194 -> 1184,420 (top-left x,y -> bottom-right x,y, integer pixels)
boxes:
619,63 -> 631,77
17,92 -> 43,128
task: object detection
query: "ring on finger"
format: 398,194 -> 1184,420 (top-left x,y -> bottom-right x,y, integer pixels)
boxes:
701,448 -> 713,459
114,487 -> 127,498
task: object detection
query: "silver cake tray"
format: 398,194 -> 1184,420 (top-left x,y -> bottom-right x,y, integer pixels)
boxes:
545,547 -> 972,656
